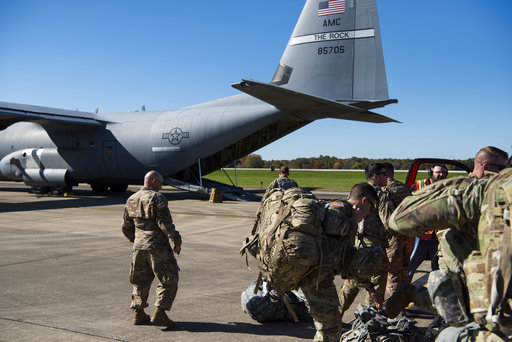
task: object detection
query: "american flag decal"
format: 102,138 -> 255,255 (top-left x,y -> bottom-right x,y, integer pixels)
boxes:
318,0 -> 345,17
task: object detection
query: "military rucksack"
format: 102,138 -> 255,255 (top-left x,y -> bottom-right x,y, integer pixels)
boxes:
248,187 -> 330,292
463,168 -> 512,337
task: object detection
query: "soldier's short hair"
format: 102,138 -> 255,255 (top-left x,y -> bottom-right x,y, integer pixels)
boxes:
365,162 -> 386,180
475,146 -> 508,165
382,162 -> 394,177
279,166 -> 290,175
349,182 -> 378,205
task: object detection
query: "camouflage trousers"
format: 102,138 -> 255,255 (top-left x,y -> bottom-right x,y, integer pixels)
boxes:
339,272 -> 387,314
129,248 -> 179,311
302,274 -> 342,342
386,234 -> 412,295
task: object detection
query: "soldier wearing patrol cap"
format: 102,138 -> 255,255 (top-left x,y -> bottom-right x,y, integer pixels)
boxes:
122,170 -> 182,327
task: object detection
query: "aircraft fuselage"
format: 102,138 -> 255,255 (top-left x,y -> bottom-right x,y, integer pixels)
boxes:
0,94 -> 285,186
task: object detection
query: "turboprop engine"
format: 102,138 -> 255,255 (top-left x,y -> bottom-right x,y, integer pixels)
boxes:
0,148 -> 71,187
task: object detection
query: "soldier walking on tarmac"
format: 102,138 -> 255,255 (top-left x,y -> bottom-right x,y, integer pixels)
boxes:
122,170 -> 182,327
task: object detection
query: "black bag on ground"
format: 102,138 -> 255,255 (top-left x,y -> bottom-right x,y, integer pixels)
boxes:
241,280 -> 312,322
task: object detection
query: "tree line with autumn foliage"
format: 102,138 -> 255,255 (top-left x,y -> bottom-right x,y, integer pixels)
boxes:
237,154 -> 474,171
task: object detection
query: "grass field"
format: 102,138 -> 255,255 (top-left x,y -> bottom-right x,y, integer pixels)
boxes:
204,169 -> 469,191
204,170 -> 412,191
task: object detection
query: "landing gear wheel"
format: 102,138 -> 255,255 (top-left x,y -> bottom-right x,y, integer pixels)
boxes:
51,186 -> 73,195
90,183 -> 109,193
30,186 -> 51,194
110,184 -> 128,193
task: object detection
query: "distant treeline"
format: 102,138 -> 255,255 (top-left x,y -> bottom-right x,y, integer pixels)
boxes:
238,154 -> 474,171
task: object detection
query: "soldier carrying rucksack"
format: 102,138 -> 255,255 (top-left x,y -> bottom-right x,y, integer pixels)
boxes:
387,167 -> 512,341
241,183 -> 385,342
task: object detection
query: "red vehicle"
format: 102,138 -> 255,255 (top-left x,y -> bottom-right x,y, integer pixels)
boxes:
405,158 -> 472,187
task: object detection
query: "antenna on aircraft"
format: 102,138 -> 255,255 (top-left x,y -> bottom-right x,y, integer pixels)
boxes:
94,107 -> 99,114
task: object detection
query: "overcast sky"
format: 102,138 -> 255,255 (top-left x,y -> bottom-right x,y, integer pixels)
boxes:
1,0 -> 511,160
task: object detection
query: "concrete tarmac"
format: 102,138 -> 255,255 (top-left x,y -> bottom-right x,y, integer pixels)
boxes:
0,182 -> 431,342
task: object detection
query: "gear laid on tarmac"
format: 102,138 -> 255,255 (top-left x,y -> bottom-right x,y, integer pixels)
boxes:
241,280 -> 312,323
340,305 -> 422,342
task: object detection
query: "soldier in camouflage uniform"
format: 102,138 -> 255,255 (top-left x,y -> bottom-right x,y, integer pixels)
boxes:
434,147 -> 508,274
382,162 -> 412,295
243,183 -> 384,342
264,166 -> 298,195
388,165 -> 511,341
339,163 -> 393,319
122,170 -> 182,327
302,183 -> 383,342
386,147 -> 509,320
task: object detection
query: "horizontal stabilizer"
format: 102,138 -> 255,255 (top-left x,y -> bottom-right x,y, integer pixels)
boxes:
232,79 -> 399,123
0,101 -> 104,130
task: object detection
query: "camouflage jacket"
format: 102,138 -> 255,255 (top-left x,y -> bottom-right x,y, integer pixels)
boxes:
122,187 -> 182,250
390,170 -> 512,336
357,185 -> 394,247
324,199 -> 357,238
384,178 -> 412,207
465,168 -> 512,333
265,176 -> 298,192
389,174 -> 494,271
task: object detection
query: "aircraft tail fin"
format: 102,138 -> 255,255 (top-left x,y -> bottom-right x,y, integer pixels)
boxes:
271,0 -> 390,102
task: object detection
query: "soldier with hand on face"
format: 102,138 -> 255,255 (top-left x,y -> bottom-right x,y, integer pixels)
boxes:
122,170 -> 182,327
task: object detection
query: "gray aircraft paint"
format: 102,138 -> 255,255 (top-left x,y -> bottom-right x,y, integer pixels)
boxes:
0,0 -> 397,190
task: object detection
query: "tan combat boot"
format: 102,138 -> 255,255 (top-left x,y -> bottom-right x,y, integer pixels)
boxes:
151,307 -> 176,328
133,308 -> 151,325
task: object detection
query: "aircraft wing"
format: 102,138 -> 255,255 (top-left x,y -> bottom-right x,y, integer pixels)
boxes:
0,101 -> 105,130
232,79 -> 399,123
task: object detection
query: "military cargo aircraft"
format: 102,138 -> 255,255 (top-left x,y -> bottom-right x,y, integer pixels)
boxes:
0,0 -> 397,197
